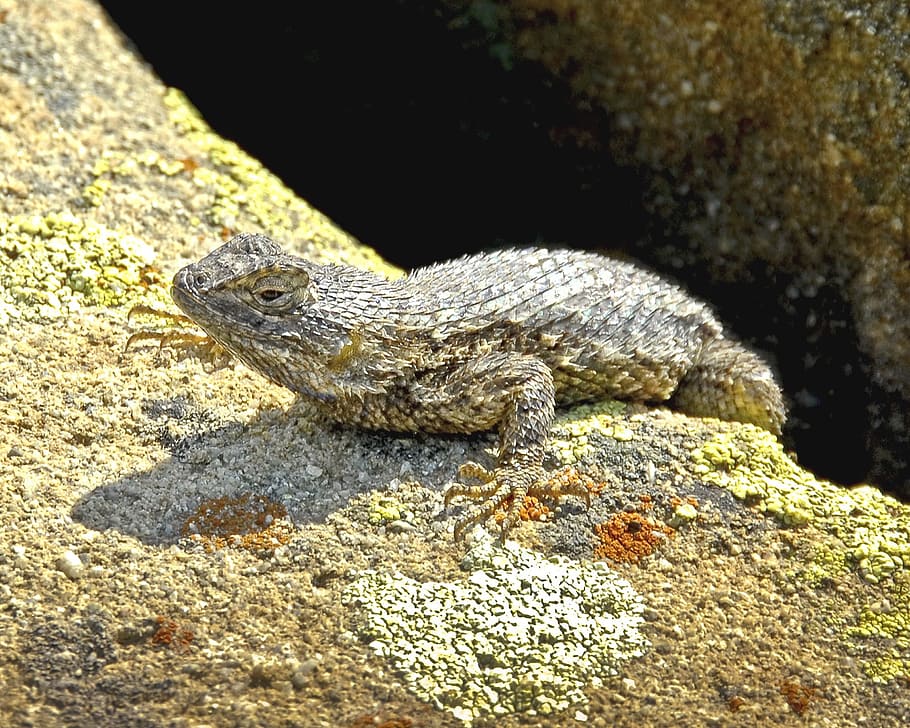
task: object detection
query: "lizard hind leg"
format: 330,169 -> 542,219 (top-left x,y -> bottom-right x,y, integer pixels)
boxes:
671,336 -> 786,436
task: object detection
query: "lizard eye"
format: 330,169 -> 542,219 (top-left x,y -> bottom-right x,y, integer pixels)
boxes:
255,288 -> 286,303
250,274 -> 296,308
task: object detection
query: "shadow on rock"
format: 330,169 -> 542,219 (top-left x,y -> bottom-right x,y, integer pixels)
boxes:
71,396 -> 461,546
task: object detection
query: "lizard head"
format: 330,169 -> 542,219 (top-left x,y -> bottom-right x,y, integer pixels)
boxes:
170,233 -> 395,401
171,232 -> 318,336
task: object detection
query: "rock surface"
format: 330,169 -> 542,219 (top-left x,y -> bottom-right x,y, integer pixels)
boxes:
1,1 -> 909,726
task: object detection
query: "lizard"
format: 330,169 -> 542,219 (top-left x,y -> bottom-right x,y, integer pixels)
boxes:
164,232 -> 786,539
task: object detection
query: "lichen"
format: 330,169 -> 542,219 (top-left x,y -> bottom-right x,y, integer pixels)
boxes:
180,493 -> 293,553
367,493 -> 407,525
551,400 -> 629,465
0,211 -> 164,323
795,541 -> 850,589
344,536 -> 648,722
692,429 -> 910,582
593,511 -> 674,562
669,499 -> 699,527
692,427 -> 910,682
843,568 -> 910,683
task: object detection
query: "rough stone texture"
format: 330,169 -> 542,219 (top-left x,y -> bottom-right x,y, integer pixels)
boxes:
434,0 -> 910,494
1,1 -> 910,726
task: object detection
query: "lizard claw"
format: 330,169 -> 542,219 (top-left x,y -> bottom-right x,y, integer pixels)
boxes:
444,463 -> 595,541
126,305 -> 232,370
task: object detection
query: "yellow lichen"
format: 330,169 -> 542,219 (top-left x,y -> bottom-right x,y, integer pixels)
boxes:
844,569 -> 910,683
368,494 -> 406,525
669,500 -> 698,527
0,211 -> 166,323
692,429 -> 910,581
551,400 -> 628,464
693,428 -> 910,683
81,177 -> 111,207
794,541 -> 850,589
859,653 -> 909,684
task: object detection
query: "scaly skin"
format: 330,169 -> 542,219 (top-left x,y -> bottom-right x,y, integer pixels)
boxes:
170,233 -> 786,538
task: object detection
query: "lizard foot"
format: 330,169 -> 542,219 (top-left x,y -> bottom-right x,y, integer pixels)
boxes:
126,305 -> 232,370
444,462 -> 594,541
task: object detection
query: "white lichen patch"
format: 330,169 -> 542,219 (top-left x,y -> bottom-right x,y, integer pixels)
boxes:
343,536 -> 648,723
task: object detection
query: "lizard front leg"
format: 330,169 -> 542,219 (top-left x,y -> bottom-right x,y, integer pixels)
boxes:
441,354 -> 590,540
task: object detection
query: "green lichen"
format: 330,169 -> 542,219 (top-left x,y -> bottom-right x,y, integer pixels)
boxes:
843,570 -> 910,683
344,536 -> 648,722
692,427 -> 910,682
551,400 -> 629,465
0,211 -> 163,323
81,177 -> 111,207
794,541 -> 851,589
669,501 -> 698,527
692,429 -> 910,581
860,653 -> 909,684
367,493 -> 406,525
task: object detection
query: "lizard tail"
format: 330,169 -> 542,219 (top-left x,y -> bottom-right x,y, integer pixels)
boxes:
671,336 -> 786,436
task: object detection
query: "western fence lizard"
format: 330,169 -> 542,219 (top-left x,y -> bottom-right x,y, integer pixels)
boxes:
168,233 -> 785,538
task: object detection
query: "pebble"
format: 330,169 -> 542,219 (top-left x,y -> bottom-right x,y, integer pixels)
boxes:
56,549 -> 84,580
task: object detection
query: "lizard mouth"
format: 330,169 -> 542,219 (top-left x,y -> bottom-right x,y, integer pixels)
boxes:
170,267 -> 238,335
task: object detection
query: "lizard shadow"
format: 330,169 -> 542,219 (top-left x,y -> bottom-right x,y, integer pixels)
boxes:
71,396 -> 484,546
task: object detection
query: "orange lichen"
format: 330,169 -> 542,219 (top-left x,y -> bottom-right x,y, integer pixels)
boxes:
181,492 -> 293,552
727,695 -> 745,712
593,511 -> 674,562
491,466 -> 604,524
670,495 -> 699,508
176,157 -> 198,174
523,495 -> 551,520
779,679 -> 817,716
151,616 -> 195,652
491,493 -> 554,526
